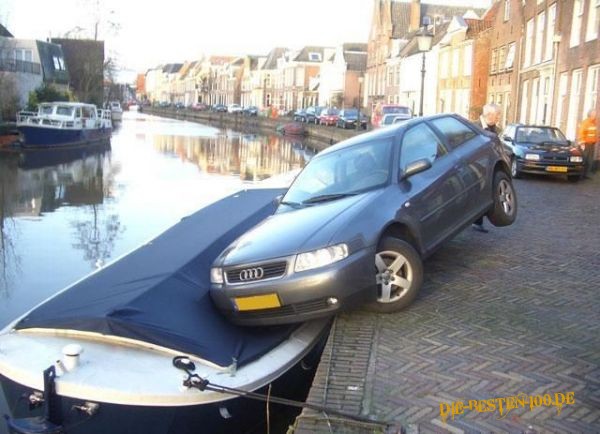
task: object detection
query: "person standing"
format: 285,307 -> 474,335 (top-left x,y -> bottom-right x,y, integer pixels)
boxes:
473,103 -> 502,233
578,109 -> 597,178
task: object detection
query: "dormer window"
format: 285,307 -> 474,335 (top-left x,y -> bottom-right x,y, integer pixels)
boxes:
422,16 -> 432,26
308,52 -> 322,62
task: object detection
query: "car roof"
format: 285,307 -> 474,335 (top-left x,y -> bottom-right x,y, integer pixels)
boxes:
318,113 -> 469,156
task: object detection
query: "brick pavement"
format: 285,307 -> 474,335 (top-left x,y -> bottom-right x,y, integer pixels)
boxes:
294,173 -> 600,434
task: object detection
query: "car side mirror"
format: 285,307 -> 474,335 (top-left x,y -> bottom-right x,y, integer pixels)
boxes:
273,194 -> 284,206
399,158 -> 432,181
503,135 -> 513,142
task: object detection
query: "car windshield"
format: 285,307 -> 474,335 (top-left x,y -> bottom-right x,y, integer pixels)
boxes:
323,108 -> 339,115
283,138 -> 393,205
343,109 -> 358,116
516,127 -> 567,143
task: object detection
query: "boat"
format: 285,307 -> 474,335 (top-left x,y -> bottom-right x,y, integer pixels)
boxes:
108,101 -> 123,122
276,122 -> 306,136
16,102 -> 112,148
0,188 -> 330,434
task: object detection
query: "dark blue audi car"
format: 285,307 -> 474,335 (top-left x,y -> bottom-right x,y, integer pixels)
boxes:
210,114 -> 517,325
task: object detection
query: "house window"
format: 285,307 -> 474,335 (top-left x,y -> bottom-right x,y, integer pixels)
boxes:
498,46 -> 507,73
534,12 -> 545,65
524,19 -> 534,67
452,49 -> 459,77
585,0 -> 600,41
545,4 -> 556,62
387,67 -> 393,86
530,77 -> 540,124
555,72 -> 569,129
583,64 -> 600,115
520,80 -> 529,124
308,52 -> 322,62
566,70 -> 583,139
506,43 -> 516,70
53,56 -> 60,70
491,49 -> 498,74
570,0 -> 584,47
463,44 -> 472,77
440,50 -> 449,78
504,0 -> 510,21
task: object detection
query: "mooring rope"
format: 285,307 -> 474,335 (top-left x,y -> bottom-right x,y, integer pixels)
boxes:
172,355 -> 390,428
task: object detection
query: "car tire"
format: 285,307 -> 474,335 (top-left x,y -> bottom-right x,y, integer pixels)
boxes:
366,237 -> 423,313
510,157 -> 521,178
487,170 -> 517,227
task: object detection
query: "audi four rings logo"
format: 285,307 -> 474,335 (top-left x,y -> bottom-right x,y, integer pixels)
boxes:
239,267 -> 265,281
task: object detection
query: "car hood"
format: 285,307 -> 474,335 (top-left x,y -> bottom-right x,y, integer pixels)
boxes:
216,191 -> 379,266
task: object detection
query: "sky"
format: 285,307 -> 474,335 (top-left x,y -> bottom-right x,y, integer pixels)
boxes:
1,0 -> 491,81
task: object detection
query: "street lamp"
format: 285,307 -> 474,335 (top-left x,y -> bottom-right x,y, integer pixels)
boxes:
416,26 -> 433,117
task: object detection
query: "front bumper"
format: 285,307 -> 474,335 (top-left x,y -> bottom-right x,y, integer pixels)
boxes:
210,247 -> 375,326
517,159 -> 584,176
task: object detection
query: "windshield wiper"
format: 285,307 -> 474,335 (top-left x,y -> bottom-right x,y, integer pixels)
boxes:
280,200 -> 304,208
302,193 -> 357,204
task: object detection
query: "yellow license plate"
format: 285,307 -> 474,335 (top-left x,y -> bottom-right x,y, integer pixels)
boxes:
234,294 -> 281,311
546,166 -> 568,173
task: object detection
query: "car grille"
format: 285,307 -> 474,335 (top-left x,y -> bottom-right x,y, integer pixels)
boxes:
225,261 -> 287,284
235,298 -> 331,320
542,155 -> 569,163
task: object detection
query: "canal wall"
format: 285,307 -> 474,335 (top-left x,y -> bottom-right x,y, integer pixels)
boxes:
143,108 -> 365,151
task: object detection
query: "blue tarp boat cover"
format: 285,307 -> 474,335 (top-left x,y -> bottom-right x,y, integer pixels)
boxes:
15,188 -> 295,368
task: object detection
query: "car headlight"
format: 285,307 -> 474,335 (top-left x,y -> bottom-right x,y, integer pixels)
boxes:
294,244 -> 349,273
525,153 -> 540,161
210,267 -> 224,284
570,156 -> 583,163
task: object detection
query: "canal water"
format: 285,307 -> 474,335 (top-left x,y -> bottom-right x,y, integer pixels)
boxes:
0,112 -> 317,433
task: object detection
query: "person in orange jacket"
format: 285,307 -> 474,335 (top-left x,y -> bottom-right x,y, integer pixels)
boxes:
578,109 -> 597,177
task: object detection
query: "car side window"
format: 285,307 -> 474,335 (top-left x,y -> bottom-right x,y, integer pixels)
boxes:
430,117 -> 477,150
399,123 -> 447,171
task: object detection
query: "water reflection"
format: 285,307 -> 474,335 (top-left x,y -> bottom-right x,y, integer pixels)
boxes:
0,145 -> 115,293
153,132 -> 314,181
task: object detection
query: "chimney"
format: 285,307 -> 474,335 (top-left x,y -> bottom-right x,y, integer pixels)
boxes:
409,0 -> 421,32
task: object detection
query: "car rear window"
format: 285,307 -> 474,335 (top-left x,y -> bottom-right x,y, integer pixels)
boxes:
430,117 -> 477,149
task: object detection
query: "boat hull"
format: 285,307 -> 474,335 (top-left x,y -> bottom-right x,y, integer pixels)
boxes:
18,125 -> 112,148
1,332 -> 326,434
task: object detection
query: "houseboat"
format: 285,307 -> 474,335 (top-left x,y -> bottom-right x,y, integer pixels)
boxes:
16,102 -> 112,148
0,188 -> 330,434
108,101 -> 123,121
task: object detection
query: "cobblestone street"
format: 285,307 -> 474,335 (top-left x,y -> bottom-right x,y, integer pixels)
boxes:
295,173 -> 600,434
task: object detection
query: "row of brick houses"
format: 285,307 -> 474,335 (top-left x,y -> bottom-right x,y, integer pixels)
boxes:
142,0 -> 599,140
364,0 -> 599,139
142,44 -> 368,114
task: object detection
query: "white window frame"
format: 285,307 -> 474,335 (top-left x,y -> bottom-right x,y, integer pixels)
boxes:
570,0 -> 584,47
583,64 -> 600,115
506,43 -> 516,70
530,77 -> 540,124
534,12 -> 545,65
524,19 -> 534,67
452,49 -> 460,77
585,0 -> 600,41
544,4 -> 556,62
566,69 -> 583,140
463,44 -> 472,77
555,72 -> 568,129
520,80 -> 529,124
504,0 -> 510,21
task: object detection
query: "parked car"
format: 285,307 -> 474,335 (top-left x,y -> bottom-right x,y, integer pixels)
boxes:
174,102 -> 185,110
191,103 -> 209,111
212,104 -> 228,112
381,113 -> 411,127
228,104 -> 243,114
305,106 -> 326,124
293,109 -> 307,122
372,104 -> 413,128
210,114 -> 517,325
243,106 -> 259,116
501,124 -> 585,181
318,108 -> 340,126
337,109 -> 368,129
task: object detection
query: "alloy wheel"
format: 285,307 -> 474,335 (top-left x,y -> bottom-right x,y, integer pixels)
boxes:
375,250 -> 413,303
498,179 -> 515,216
